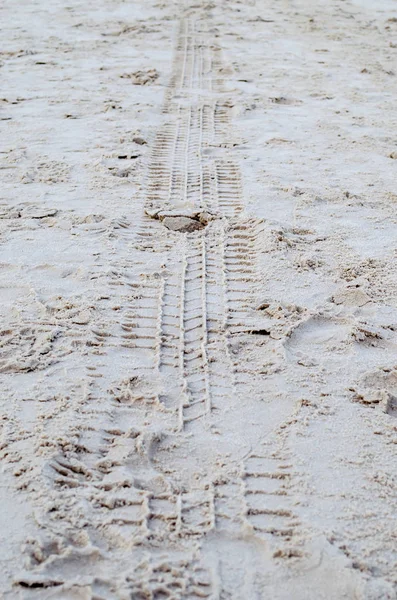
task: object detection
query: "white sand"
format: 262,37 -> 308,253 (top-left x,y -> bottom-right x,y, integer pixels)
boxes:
1,0 -> 397,597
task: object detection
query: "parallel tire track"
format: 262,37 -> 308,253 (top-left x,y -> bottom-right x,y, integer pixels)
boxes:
18,5 -> 298,598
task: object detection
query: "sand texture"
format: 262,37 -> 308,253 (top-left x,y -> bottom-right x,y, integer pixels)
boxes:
1,0 -> 397,598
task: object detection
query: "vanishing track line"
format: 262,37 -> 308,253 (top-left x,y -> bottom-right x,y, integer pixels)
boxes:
129,8 -> 269,558
139,6 -> 252,432
24,4 -> 292,596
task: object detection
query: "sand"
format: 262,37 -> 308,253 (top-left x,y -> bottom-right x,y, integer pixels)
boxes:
1,0 -> 397,597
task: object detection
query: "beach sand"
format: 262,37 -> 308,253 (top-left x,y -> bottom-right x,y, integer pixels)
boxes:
1,0 -> 397,597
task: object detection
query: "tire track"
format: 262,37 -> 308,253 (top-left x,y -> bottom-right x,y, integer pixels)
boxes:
243,453 -> 302,558
15,3 -> 301,597
225,218 -> 264,334
145,104 -> 215,213
128,0 -> 273,558
215,160 -> 244,217
158,251 -> 188,431
124,4 -> 274,585
157,228 -> 235,431
182,234 -> 211,424
164,16 -> 213,110
144,11 -> 236,215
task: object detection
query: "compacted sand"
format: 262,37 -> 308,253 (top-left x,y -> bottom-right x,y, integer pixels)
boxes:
1,0 -> 397,597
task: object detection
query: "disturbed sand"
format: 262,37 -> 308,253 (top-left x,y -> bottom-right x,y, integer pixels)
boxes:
1,0 -> 397,598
